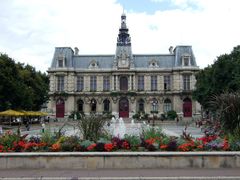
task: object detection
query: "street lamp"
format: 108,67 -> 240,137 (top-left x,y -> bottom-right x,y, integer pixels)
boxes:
151,99 -> 158,127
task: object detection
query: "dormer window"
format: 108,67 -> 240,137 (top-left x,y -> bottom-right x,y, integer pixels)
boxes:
58,55 -> 65,68
89,60 -> 99,69
149,59 -> 159,68
182,55 -> 191,66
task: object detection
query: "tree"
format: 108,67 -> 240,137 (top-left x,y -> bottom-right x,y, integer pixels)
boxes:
193,46 -> 240,109
210,92 -> 240,135
0,53 -> 49,111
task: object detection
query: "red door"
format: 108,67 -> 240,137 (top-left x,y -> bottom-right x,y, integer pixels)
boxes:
119,98 -> 129,118
183,98 -> 192,117
56,98 -> 65,118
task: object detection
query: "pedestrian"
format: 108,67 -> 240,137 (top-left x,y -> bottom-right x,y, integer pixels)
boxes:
41,123 -> 45,133
176,116 -> 179,125
26,121 -> 30,131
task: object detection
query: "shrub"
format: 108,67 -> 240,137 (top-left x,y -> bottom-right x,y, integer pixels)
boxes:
124,134 -> 141,151
209,92 -> 240,135
61,136 -> 80,151
167,110 -> 177,120
142,127 -> 164,140
0,131 -> 20,152
76,114 -> 109,141
41,127 -> 56,146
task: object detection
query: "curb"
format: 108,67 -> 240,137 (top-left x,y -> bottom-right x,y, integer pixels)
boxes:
1,177 -> 240,180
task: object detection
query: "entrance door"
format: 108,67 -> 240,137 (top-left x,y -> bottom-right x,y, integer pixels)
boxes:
119,98 -> 129,118
183,98 -> 192,117
56,98 -> 65,118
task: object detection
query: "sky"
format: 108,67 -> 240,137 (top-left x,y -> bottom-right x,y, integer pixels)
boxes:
0,0 -> 240,72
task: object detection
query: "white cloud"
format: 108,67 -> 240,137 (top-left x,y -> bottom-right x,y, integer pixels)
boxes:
0,0 -> 240,72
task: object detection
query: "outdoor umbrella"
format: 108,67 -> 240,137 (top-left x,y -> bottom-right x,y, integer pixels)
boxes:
0,109 -> 24,116
0,109 -> 24,126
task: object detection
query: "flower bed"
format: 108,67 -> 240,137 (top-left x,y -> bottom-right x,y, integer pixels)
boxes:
0,128 -> 240,153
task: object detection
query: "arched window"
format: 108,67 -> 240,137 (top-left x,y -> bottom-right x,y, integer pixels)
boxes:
103,99 -> 110,112
138,99 -> 145,112
163,99 -> 172,112
77,99 -> 84,112
90,99 -> 97,112
151,98 -> 158,112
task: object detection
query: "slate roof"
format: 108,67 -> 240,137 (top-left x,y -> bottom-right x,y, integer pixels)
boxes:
49,46 -> 198,70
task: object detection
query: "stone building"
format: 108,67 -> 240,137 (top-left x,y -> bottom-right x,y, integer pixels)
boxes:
47,13 -> 200,119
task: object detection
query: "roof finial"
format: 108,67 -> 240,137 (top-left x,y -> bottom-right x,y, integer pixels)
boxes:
122,7 -> 126,17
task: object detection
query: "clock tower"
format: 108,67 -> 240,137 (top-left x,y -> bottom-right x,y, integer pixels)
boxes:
114,13 -> 134,69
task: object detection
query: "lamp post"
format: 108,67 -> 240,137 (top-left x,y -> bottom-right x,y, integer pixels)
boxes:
151,101 -> 157,127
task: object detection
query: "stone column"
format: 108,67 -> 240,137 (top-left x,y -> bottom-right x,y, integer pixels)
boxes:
179,74 -> 183,91
110,75 -> 113,91
128,75 -> 131,91
132,74 -> 136,91
116,75 -> 119,91
67,73 -> 74,92
145,75 -> 150,91
65,96 -> 74,116
158,75 -> 163,91
84,97 -> 91,115
97,75 -> 103,92
111,99 -> 119,118
49,75 -> 55,92
84,75 -> 89,92
173,95 -> 182,114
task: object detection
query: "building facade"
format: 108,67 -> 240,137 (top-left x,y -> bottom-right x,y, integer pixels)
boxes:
47,13 -> 200,119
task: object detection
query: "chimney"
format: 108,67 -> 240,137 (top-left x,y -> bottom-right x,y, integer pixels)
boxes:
169,46 -> 173,54
74,47 -> 79,55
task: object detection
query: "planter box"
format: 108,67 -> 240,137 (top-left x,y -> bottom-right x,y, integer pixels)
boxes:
0,152 -> 240,169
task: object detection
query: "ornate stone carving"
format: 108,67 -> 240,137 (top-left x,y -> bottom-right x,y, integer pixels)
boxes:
111,96 -> 118,104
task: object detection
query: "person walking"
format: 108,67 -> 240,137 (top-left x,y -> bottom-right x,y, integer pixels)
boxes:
41,122 -> 45,133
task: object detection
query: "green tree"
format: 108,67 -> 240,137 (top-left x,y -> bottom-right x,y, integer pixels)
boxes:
193,46 -> 240,109
0,53 -> 49,111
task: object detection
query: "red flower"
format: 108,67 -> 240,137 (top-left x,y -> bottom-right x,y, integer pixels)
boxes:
51,143 -> 61,152
197,135 -> 217,145
104,143 -> 114,152
160,144 -> 168,150
145,138 -> 156,145
87,143 -> 96,151
122,141 -> 130,150
178,141 -> 195,152
222,138 -> 229,151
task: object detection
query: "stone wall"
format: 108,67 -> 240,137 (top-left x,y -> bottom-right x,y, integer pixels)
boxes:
0,152 -> 239,169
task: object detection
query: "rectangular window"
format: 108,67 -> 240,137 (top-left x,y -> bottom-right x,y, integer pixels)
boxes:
77,76 -> 84,91
103,76 -> 110,91
183,75 -> 190,90
58,60 -> 63,67
58,56 -> 65,67
90,76 -> 97,91
114,75 -> 116,90
138,75 -> 144,91
57,76 -> 64,91
164,75 -> 171,91
164,103 -> 172,112
131,75 -> 134,90
151,75 -> 157,91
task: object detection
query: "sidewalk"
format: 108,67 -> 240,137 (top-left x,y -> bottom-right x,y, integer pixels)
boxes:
0,168 -> 240,180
